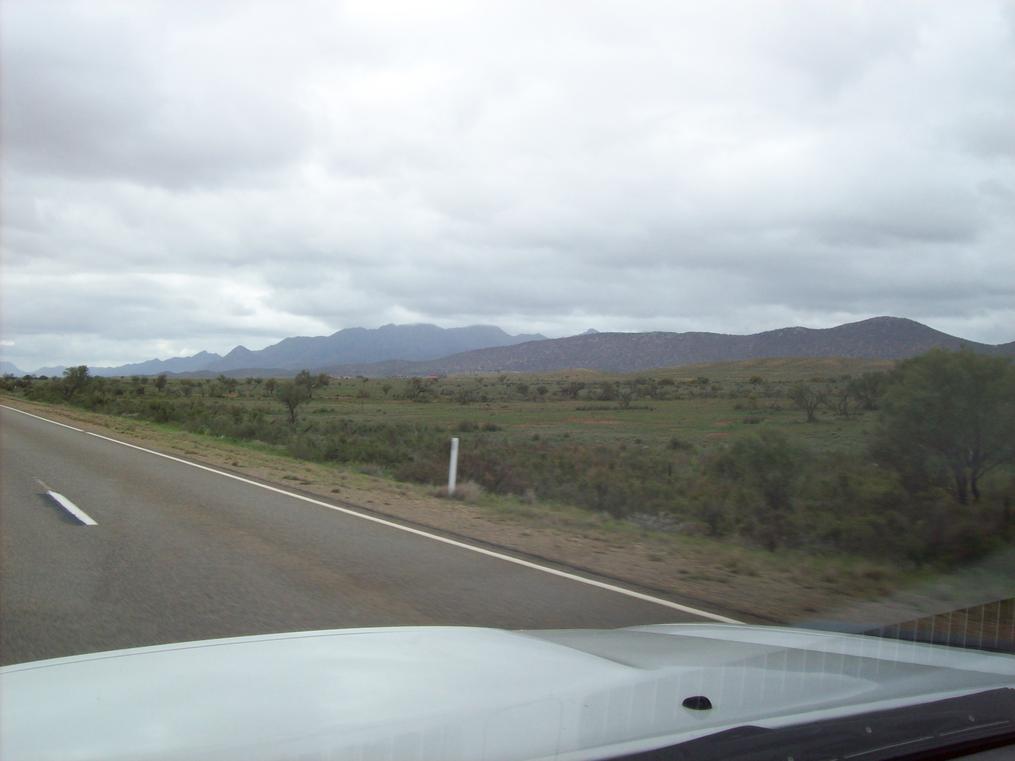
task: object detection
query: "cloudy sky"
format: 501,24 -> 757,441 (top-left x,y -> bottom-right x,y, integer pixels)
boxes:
2,0 -> 1013,370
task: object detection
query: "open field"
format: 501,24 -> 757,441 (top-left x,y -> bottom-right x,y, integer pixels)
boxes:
167,356 -> 895,449
294,371 -> 885,453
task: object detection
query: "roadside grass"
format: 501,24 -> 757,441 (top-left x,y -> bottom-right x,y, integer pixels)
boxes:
481,490 -> 907,599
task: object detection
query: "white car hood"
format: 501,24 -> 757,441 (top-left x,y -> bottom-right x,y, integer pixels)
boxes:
2,623 -> 1013,761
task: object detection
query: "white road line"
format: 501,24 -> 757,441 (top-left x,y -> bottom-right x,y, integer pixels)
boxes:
2,403 -> 742,624
0,405 -> 83,432
46,490 -> 98,526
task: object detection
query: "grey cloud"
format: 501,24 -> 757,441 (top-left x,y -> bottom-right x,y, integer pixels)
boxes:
1,1 -> 313,189
2,0 -> 1014,370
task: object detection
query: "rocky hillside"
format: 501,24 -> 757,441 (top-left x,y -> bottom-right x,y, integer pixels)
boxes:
323,317 -> 1014,376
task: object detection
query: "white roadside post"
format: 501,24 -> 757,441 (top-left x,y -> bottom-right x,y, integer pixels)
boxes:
448,437 -> 460,497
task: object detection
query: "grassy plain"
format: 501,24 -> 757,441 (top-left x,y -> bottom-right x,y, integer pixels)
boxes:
227,356 -> 895,450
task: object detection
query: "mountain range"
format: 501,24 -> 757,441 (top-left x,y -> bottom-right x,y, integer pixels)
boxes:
32,324 -> 545,377
0,360 -> 25,376
14,317 -> 1014,379
347,316 -> 1011,376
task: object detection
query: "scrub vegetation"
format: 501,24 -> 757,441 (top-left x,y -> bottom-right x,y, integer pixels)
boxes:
5,350 -> 1014,570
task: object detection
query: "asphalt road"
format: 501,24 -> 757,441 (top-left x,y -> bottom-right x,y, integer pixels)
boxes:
0,405 -> 732,666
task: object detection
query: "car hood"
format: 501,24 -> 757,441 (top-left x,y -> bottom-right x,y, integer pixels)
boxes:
2,623 -> 1014,761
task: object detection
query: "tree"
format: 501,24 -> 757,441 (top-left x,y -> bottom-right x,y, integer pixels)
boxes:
214,374 -> 238,395
875,350 -> 1015,504
827,383 -> 853,417
708,430 -> 803,550
293,369 -> 329,399
788,383 -> 825,422
561,381 -> 585,399
294,371 -> 312,399
276,381 -> 311,424
848,371 -> 887,411
597,382 -> 617,402
61,366 -> 90,400
154,373 -> 168,393
406,377 -> 429,401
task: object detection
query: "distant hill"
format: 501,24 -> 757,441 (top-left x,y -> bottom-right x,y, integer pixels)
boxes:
206,323 -> 545,372
84,351 -> 222,378
33,366 -> 67,377
321,317 -> 1015,376
0,360 -> 25,376
76,324 -> 545,377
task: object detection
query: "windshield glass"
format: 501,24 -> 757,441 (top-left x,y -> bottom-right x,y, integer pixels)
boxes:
1,1 -> 1013,760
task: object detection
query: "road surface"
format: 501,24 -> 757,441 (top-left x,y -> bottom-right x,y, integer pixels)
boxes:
0,405 -> 735,665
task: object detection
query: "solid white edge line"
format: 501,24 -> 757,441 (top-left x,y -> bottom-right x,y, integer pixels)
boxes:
1,404 -> 83,432
47,490 -> 98,526
2,403 -> 742,624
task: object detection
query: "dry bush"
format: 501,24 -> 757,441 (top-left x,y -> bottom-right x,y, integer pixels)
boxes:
434,480 -> 484,502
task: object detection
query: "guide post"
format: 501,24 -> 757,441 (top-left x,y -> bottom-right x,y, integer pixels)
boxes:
448,437 -> 459,496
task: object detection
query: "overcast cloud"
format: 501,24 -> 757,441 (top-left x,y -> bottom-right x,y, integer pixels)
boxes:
2,0 -> 1013,370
